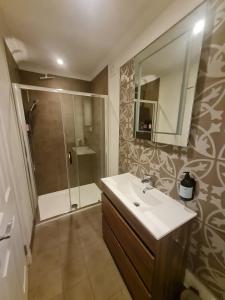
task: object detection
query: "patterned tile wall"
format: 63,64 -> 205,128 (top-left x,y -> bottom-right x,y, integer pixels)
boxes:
119,1 -> 225,299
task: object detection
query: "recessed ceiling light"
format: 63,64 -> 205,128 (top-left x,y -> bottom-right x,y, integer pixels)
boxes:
193,19 -> 205,35
57,58 -> 64,65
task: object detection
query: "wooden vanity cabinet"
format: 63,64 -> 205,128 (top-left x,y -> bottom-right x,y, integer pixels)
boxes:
101,182 -> 192,300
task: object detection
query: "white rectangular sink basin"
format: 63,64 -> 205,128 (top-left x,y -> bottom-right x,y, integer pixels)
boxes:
72,146 -> 96,156
101,173 -> 197,240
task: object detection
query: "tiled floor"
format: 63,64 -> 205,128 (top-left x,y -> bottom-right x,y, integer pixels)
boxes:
29,204 -> 132,300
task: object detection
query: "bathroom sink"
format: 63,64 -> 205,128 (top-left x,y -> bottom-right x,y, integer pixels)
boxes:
101,173 -> 197,240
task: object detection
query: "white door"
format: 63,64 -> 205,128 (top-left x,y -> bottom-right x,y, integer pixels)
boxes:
0,115 -> 27,300
0,38 -> 29,300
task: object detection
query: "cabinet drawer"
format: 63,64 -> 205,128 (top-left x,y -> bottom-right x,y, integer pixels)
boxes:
102,194 -> 155,292
103,218 -> 151,300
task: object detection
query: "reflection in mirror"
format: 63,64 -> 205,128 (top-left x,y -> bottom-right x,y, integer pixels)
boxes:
134,3 -> 207,146
135,101 -> 157,140
141,33 -> 188,135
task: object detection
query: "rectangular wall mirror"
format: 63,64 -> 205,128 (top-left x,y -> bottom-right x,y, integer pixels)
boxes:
134,3 -> 207,146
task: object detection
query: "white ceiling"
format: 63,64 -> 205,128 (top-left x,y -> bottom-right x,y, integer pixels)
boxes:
0,0 -> 172,80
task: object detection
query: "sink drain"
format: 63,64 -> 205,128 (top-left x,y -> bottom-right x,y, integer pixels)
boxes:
133,202 -> 140,207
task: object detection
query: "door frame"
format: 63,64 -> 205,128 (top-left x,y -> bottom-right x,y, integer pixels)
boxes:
12,85 -> 38,214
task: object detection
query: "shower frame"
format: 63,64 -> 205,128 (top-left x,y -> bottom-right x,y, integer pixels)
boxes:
12,83 -> 109,215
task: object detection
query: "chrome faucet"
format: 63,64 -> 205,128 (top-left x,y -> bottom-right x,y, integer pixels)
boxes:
141,174 -> 154,194
142,186 -> 153,194
141,174 -> 153,184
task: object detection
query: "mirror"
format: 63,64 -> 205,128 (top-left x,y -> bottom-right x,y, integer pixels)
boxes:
134,3 -> 207,146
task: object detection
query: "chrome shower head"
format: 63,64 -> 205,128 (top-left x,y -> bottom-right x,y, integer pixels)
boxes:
39,73 -> 55,80
29,100 -> 39,112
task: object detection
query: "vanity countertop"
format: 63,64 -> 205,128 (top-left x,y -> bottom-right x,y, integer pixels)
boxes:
101,173 -> 197,240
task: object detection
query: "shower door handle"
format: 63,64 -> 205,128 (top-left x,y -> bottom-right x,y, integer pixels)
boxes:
0,218 -> 14,242
68,152 -> 73,164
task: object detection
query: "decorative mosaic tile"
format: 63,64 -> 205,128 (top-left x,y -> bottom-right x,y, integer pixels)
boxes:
119,1 -> 225,298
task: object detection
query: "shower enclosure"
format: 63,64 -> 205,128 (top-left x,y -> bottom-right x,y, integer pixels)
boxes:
13,84 -> 108,220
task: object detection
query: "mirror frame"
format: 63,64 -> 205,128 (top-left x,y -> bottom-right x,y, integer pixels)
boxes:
134,3 -> 207,146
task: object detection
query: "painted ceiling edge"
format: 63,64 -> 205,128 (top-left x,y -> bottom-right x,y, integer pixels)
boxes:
1,1 -> 173,82
4,35 -> 106,82
1,0 -> 203,83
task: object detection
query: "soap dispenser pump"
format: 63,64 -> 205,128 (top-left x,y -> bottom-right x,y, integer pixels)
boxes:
179,172 -> 196,201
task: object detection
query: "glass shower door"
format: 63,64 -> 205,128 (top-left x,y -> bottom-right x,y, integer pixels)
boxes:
17,87 -> 106,220
73,95 -> 105,209
61,94 -> 106,210
21,90 -> 71,220
60,94 -> 80,210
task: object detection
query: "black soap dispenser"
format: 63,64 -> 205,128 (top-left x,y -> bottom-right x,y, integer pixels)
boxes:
179,172 -> 196,201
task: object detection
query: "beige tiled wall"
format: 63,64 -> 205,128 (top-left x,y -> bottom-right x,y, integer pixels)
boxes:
83,98 -> 106,186
27,90 -> 68,195
91,66 -> 108,95
87,66 -> 108,186
19,69 -> 91,91
119,1 -> 225,299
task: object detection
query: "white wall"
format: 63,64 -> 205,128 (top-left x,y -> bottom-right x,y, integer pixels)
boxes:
107,0 -> 204,176
0,36 -> 33,248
